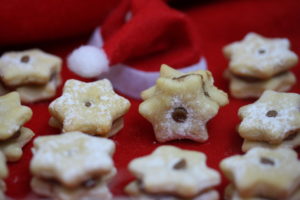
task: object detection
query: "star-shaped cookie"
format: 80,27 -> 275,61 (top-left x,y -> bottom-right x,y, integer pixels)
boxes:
238,90 -> 300,144
220,147 -> 300,199
139,65 -> 228,142
0,49 -> 62,87
30,131 -> 115,187
0,92 -> 32,140
49,79 -> 130,136
223,32 -> 298,79
127,145 -> 220,198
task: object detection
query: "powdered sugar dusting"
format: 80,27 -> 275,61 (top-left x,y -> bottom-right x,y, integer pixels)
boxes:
239,90 -> 300,141
50,79 -> 130,134
227,33 -> 298,78
31,132 -> 115,185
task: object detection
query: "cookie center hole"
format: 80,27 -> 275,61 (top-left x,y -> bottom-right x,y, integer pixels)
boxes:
172,107 -> 188,123
258,49 -> 266,54
20,55 -> 30,63
266,110 -> 277,117
85,101 -> 92,107
173,158 -> 187,170
260,157 -> 275,166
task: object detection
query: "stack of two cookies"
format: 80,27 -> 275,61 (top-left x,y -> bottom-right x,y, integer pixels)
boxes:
30,132 -> 117,200
237,90 -> 300,152
0,49 -> 62,103
125,146 -> 221,200
223,32 -> 298,99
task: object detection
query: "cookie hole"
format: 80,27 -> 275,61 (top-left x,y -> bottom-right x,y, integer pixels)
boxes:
20,55 -> 30,63
172,107 -> 188,123
84,101 -> 92,107
173,158 -> 187,170
258,49 -> 266,54
260,157 -> 275,166
266,110 -> 277,117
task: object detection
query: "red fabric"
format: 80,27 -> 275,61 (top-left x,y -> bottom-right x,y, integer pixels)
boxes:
2,0 -> 300,199
0,0 -> 119,46
101,0 -> 202,71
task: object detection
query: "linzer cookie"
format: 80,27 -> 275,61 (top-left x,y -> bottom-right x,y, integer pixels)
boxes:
223,32 -> 298,79
238,90 -> 300,144
49,79 -> 130,137
139,65 -> 228,142
0,92 -> 34,162
0,49 -> 62,103
0,49 -> 62,86
223,33 -> 298,98
220,147 -> 300,199
125,145 -> 220,199
30,131 -> 116,200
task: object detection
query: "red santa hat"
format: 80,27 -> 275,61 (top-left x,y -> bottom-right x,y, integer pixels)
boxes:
67,0 -> 207,98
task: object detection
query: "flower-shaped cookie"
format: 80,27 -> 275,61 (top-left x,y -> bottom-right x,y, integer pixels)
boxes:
49,79 -> 130,136
127,145 -> 220,198
220,147 -> 300,199
139,66 -> 228,142
223,32 -> 298,79
238,90 -> 300,144
0,49 -> 62,87
30,131 -> 115,187
0,92 -> 32,140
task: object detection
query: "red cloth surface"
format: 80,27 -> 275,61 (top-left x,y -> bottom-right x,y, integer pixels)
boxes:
101,0 -> 202,71
0,0 -> 119,46
2,0 -> 300,199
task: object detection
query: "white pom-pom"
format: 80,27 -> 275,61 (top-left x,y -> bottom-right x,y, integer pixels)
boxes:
67,45 -> 109,78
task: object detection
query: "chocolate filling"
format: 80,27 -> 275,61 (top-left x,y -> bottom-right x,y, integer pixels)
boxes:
260,157 -> 275,166
173,159 -> 187,170
258,49 -> 266,54
172,107 -> 188,123
266,110 -> 277,117
284,133 -> 297,141
41,176 -> 100,189
20,55 -> 30,63
85,101 -> 92,107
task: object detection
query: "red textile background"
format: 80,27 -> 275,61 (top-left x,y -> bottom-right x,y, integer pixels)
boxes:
0,0 -> 119,46
2,0 -> 300,199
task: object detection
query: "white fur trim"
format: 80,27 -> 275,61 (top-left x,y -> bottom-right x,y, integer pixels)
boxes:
99,58 -> 207,99
67,45 -> 109,78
